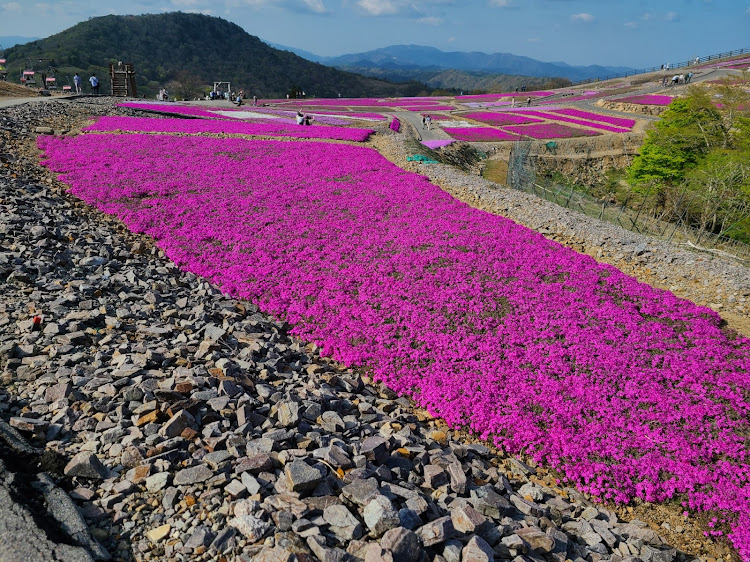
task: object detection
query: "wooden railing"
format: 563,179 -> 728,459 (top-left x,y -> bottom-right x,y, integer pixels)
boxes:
572,48 -> 750,85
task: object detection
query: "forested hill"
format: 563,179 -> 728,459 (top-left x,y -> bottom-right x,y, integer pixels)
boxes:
2,12 -> 422,99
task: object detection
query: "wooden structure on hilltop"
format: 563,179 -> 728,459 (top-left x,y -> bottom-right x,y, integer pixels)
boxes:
109,62 -> 137,97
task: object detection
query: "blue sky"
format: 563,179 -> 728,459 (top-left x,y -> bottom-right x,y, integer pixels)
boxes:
0,0 -> 748,67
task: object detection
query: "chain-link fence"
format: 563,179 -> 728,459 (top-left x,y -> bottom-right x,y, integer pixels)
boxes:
506,139 -> 750,264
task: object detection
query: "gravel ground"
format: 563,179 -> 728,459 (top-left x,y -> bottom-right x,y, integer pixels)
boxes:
0,98 -> 742,562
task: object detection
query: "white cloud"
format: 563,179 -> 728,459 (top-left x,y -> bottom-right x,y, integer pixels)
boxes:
417,15 -> 441,25
570,12 -> 594,23
489,0 -> 512,6
357,0 -> 398,15
624,21 -> 637,29
1,1 -> 22,12
301,0 -> 326,13
665,11 -> 677,21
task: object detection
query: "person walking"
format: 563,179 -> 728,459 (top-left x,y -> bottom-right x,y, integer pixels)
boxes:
425,115 -> 432,130
89,73 -> 99,95
422,115 -> 426,129
73,73 -> 82,94
526,97 -> 532,106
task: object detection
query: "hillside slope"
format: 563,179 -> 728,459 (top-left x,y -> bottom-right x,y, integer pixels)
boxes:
2,13 -> 421,99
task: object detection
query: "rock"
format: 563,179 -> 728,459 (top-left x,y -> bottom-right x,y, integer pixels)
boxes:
146,524 -> 171,543
323,504 -> 363,540
284,460 -> 323,494
417,516 -> 455,547
363,495 -> 400,537
241,472 -> 262,495
381,527 -> 421,562
144,472 -> 170,493
360,436 -> 389,464
423,464 -> 448,489
64,452 -> 111,479
229,515 -> 272,543
462,536 -> 493,562
173,464 -> 213,485
158,409 -> 194,438
517,526 -> 555,553
450,503 -> 486,534
341,477 -> 380,507
277,400 -> 301,427
184,526 -> 216,550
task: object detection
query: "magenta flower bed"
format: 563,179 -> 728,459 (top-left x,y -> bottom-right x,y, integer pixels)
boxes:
405,106 -> 455,112
37,133 -> 750,559
503,122 -> 602,139
551,109 -> 636,130
614,95 -> 674,106
456,91 -> 554,101
443,127 -> 520,142
463,111 -> 544,126
117,102 -> 220,118
506,110 -> 630,134
421,139 -> 455,149
84,116 -> 375,142
390,118 -> 400,132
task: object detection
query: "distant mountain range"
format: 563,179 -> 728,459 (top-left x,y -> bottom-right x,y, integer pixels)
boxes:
0,36 -> 39,49
265,43 -> 634,83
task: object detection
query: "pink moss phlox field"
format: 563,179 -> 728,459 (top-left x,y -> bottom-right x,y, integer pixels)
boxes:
503,122 -> 602,139
390,118 -> 400,132
550,108 -> 636,130
463,112 -> 544,126
405,106 -> 455,112
84,116 -> 374,142
38,133 -> 750,560
456,91 -> 554,100
117,102 -> 220,118
614,95 -> 674,106
421,139 -> 455,149
507,111 -> 631,133
442,127 -> 520,142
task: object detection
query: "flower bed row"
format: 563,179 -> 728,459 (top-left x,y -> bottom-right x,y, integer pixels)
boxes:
503,122 -> 602,139
38,132 -> 750,559
506,110 -> 631,133
118,102 -> 220,118
421,139 -> 454,149
442,127 -> 520,142
84,116 -> 375,142
550,108 -> 636,129
462,111 -> 543,126
612,94 -> 674,106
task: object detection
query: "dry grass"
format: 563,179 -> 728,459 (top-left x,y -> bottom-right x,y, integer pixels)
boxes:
0,81 -> 36,98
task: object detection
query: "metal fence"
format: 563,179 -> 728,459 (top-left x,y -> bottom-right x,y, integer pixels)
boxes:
506,140 -> 750,264
572,48 -> 750,86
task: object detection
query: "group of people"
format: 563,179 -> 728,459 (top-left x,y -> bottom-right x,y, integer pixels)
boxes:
72,73 -> 98,95
421,115 -> 432,130
296,111 -> 314,126
662,72 -> 693,86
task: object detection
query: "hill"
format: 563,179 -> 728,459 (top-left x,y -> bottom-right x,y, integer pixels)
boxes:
271,43 -> 634,83
1,13 -> 424,99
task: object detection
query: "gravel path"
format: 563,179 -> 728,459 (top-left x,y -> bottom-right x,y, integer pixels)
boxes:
0,98 -> 739,562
